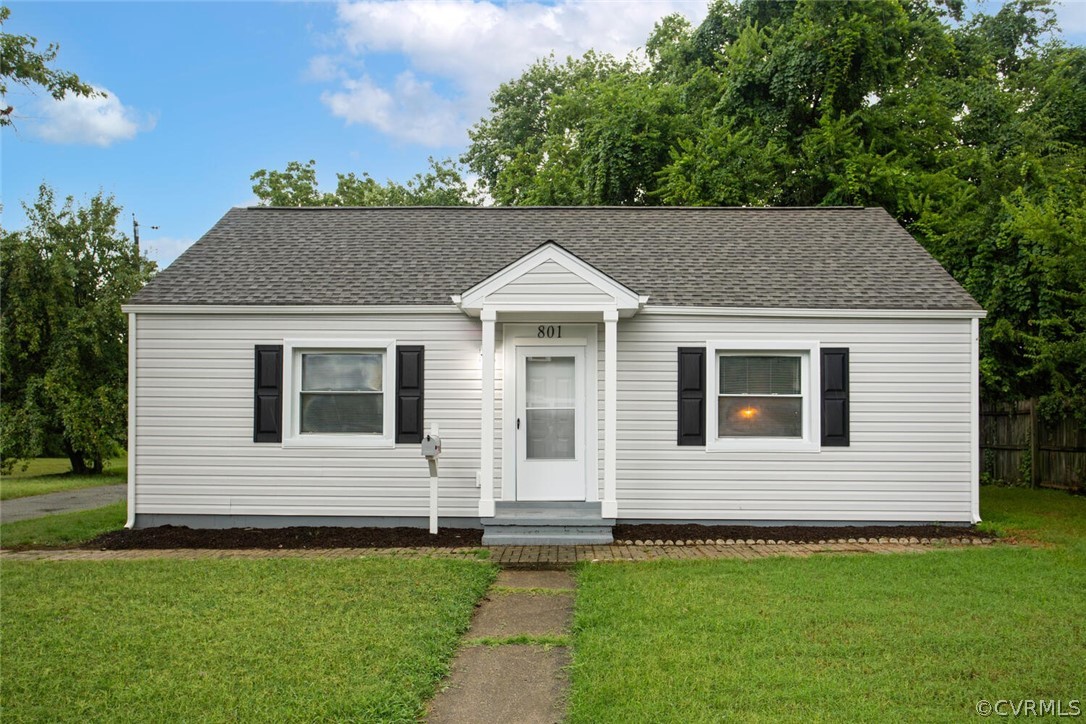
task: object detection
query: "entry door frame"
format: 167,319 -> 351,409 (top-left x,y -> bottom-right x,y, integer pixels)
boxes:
501,323 -> 599,503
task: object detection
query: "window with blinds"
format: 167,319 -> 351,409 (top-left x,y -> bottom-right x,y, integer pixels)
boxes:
718,355 -> 803,438
299,352 -> 384,434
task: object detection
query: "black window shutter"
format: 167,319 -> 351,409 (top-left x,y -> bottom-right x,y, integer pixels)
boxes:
677,347 -> 706,446
396,345 -> 424,444
821,347 -> 850,447
254,345 -> 283,443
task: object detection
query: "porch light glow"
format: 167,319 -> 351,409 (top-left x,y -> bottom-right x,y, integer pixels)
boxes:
740,406 -> 758,419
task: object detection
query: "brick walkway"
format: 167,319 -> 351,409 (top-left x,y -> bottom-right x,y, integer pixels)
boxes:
0,538 -> 998,565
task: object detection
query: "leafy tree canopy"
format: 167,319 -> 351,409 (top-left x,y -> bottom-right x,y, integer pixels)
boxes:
0,6 -> 100,127
1,186 -> 156,474
250,157 -> 479,207
462,0 -> 1085,418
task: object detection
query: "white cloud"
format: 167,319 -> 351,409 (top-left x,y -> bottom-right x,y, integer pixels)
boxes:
146,236 -> 196,267
318,0 -> 706,146
305,54 -> 346,82
32,86 -> 154,147
322,70 -> 465,145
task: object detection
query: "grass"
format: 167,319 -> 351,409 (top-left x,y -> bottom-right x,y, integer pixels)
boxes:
492,585 -> 575,596
465,634 -> 572,648
1,456 -> 126,500
1,557 -> 496,722
978,486 -> 1086,550
0,502 -> 127,549
569,487 -> 1086,723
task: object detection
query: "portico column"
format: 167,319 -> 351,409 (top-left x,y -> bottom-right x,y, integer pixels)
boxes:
603,309 -> 618,518
479,308 -> 496,517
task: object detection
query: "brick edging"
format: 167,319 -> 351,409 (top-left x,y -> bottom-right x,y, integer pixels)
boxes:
0,537 -> 1008,563
613,536 -> 997,546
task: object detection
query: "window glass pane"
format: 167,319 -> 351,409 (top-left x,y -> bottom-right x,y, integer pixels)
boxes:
526,409 -> 575,459
302,353 -> 382,392
721,356 -> 800,395
526,357 -> 575,408
300,393 -> 383,434
719,396 -> 802,437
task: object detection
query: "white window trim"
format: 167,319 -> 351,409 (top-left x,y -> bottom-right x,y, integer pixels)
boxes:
706,340 -> 821,453
281,338 -> 396,448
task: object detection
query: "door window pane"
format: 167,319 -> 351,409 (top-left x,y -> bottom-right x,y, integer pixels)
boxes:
524,356 -> 576,459
526,409 -> 575,459
526,357 -> 575,407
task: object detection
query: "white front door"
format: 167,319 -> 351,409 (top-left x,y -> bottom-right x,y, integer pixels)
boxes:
515,345 -> 586,501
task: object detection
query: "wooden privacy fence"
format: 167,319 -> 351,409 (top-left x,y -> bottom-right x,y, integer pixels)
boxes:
980,400 -> 1086,490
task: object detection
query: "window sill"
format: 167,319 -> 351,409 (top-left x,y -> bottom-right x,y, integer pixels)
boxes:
282,435 -> 395,449
706,438 -> 820,454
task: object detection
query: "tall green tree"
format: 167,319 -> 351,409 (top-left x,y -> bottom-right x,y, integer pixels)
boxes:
1,186 -> 156,474
250,157 -> 478,207
462,0 -> 1085,416
0,6 -> 100,126
463,52 -> 654,205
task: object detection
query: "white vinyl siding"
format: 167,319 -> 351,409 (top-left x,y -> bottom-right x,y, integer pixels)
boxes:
485,261 -> 616,306
615,313 -> 974,522
134,309 -> 975,524
134,312 -> 482,518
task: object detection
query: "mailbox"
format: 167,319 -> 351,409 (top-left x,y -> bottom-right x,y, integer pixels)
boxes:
421,433 -> 441,458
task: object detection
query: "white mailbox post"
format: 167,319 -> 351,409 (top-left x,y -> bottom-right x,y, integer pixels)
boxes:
421,423 -> 441,534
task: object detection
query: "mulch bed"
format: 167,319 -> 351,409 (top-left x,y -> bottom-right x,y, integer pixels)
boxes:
88,525 -> 484,550
83,522 -> 990,551
613,522 -> 987,544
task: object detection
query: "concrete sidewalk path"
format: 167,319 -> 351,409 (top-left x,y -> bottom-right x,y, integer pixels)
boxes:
427,569 -> 575,724
1,485 -> 126,524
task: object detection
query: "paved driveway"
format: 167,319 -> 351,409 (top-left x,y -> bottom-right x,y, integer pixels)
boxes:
1,485 -> 126,524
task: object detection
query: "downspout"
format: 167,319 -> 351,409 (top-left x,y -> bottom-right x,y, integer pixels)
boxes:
970,316 -> 981,524
125,311 -> 137,529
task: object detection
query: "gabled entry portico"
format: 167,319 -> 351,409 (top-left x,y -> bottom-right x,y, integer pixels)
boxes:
454,242 -> 646,533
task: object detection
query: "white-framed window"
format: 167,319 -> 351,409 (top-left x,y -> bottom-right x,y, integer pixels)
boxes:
282,339 -> 395,447
706,340 -> 821,453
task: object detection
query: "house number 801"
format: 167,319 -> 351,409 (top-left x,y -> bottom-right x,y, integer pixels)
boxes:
537,325 -> 562,339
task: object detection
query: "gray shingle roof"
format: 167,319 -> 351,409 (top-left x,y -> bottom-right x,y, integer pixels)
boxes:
129,206 -> 981,310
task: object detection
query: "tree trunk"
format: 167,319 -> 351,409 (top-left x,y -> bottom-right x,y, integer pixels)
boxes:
64,440 -> 98,475
67,450 -> 90,475
91,457 -> 104,475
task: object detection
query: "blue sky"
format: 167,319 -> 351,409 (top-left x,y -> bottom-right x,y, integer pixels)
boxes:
3,1 -> 1084,267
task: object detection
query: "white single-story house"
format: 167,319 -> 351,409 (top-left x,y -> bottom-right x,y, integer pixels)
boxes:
123,206 -> 984,543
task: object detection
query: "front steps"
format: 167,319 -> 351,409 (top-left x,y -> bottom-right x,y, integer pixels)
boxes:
482,501 -> 615,545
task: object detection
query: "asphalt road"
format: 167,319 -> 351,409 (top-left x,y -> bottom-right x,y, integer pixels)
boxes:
1,485 -> 126,524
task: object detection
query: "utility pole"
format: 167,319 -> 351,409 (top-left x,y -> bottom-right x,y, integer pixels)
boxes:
132,214 -> 158,257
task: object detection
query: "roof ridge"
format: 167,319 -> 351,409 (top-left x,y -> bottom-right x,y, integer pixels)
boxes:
241,205 -> 871,212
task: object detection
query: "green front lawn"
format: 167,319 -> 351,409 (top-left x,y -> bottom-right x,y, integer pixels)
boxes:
978,486 -> 1086,551
0,501 -> 127,549
1,557 -> 495,722
570,487 -> 1086,723
1,457 -> 127,500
